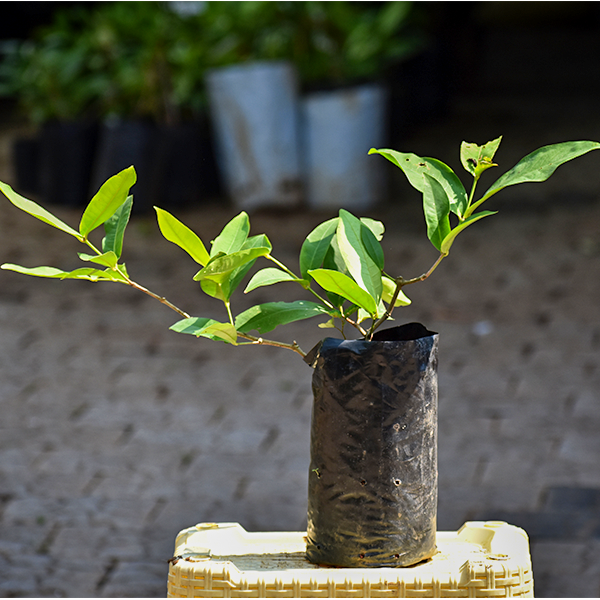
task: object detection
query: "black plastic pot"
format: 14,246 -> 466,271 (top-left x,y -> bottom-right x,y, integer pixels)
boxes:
13,136 -> 40,196
150,119 -> 223,208
304,322 -> 438,567
38,120 -> 99,206
90,119 -> 155,214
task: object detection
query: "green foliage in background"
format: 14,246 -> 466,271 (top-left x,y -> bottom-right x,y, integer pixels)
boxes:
0,1 -> 422,125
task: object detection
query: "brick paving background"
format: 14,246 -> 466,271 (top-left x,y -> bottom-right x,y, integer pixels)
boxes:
1,91 -> 600,597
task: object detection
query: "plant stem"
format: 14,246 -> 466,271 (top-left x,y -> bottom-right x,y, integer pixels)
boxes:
225,300 -> 234,326
368,252 -> 446,338
124,278 -> 191,319
266,254 -> 368,336
399,252 -> 446,287
82,236 -> 192,320
266,254 -> 337,310
237,332 -> 306,357
464,176 -> 479,219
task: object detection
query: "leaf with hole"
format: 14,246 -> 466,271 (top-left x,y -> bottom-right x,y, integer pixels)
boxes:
475,140 -> 600,211
460,136 -> 502,178
369,148 -> 468,216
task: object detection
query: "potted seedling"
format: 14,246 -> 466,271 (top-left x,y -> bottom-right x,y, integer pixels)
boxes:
1,137 -> 597,568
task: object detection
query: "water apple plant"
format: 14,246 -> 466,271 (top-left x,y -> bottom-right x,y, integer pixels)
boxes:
1,137 -> 598,357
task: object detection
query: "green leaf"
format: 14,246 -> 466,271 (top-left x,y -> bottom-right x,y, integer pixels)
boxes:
63,267 -> 128,283
360,217 -> 384,241
202,322 -> 238,345
78,251 -> 118,269
440,211 -> 497,255
337,209 -> 382,301
235,301 -> 331,335
422,173 -> 451,252
460,136 -> 502,178
360,219 -> 384,270
382,276 -> 411,306
308,268 -> 378,315
0,181 -> 82,240
1,264 -> 68,278
199,279 -> 225,301
102,196 -> 133,258
226,234 -> 273,299
1,264 -> 126,282
170,317 -> 237,344
369,148 -> 468,217
299,217 -> 338,279
210,211 -> 250,257
193,247 -> 270,284
477,140 -> 600,208
244,268 -> 299,293
155,207 -> 210,266
80,166 -> 136,238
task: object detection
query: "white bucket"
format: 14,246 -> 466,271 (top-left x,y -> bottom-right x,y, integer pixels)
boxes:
301,84 -> 387,211
206,61 -> 303,211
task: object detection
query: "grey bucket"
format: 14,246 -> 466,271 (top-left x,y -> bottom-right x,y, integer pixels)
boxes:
205,61 -> 303,211
301,83 -> 387,211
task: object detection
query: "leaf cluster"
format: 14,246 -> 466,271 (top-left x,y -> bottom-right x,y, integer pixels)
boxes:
370,137 -> 600,255
1,137 -> 598,357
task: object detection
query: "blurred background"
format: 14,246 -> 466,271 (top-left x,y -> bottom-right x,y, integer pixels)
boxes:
1,1 -> 600,597
1,1 -> 599,213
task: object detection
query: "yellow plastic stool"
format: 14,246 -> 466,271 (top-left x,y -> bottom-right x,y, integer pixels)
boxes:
167,520 -> 533,598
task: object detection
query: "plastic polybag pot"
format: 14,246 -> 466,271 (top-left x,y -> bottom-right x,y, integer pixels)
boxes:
90,118 -> 155,214
304,323 -> 438,567
150,120 -> 223,208
205,61 -> 303,211
38,120 -> 98,206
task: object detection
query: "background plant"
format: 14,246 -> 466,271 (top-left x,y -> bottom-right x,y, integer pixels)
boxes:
0,6 -> 106,124
0,1 -> 424,127
1,138 -> 597,357
199,1 -> 422,87
0,2 -> 209,126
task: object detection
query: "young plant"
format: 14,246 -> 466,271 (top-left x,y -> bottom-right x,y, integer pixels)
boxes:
1,137 -> 598,357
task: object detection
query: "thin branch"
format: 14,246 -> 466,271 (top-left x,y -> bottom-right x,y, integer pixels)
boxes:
125,278 -> 191,319
368,252 -> 447,337
237,332 -> 306,357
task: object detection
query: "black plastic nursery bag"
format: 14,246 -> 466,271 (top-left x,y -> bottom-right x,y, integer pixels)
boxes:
304,322 -> 438,567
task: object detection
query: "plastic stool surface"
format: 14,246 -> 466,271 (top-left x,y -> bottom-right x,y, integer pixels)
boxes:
167,520 -> 534,598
